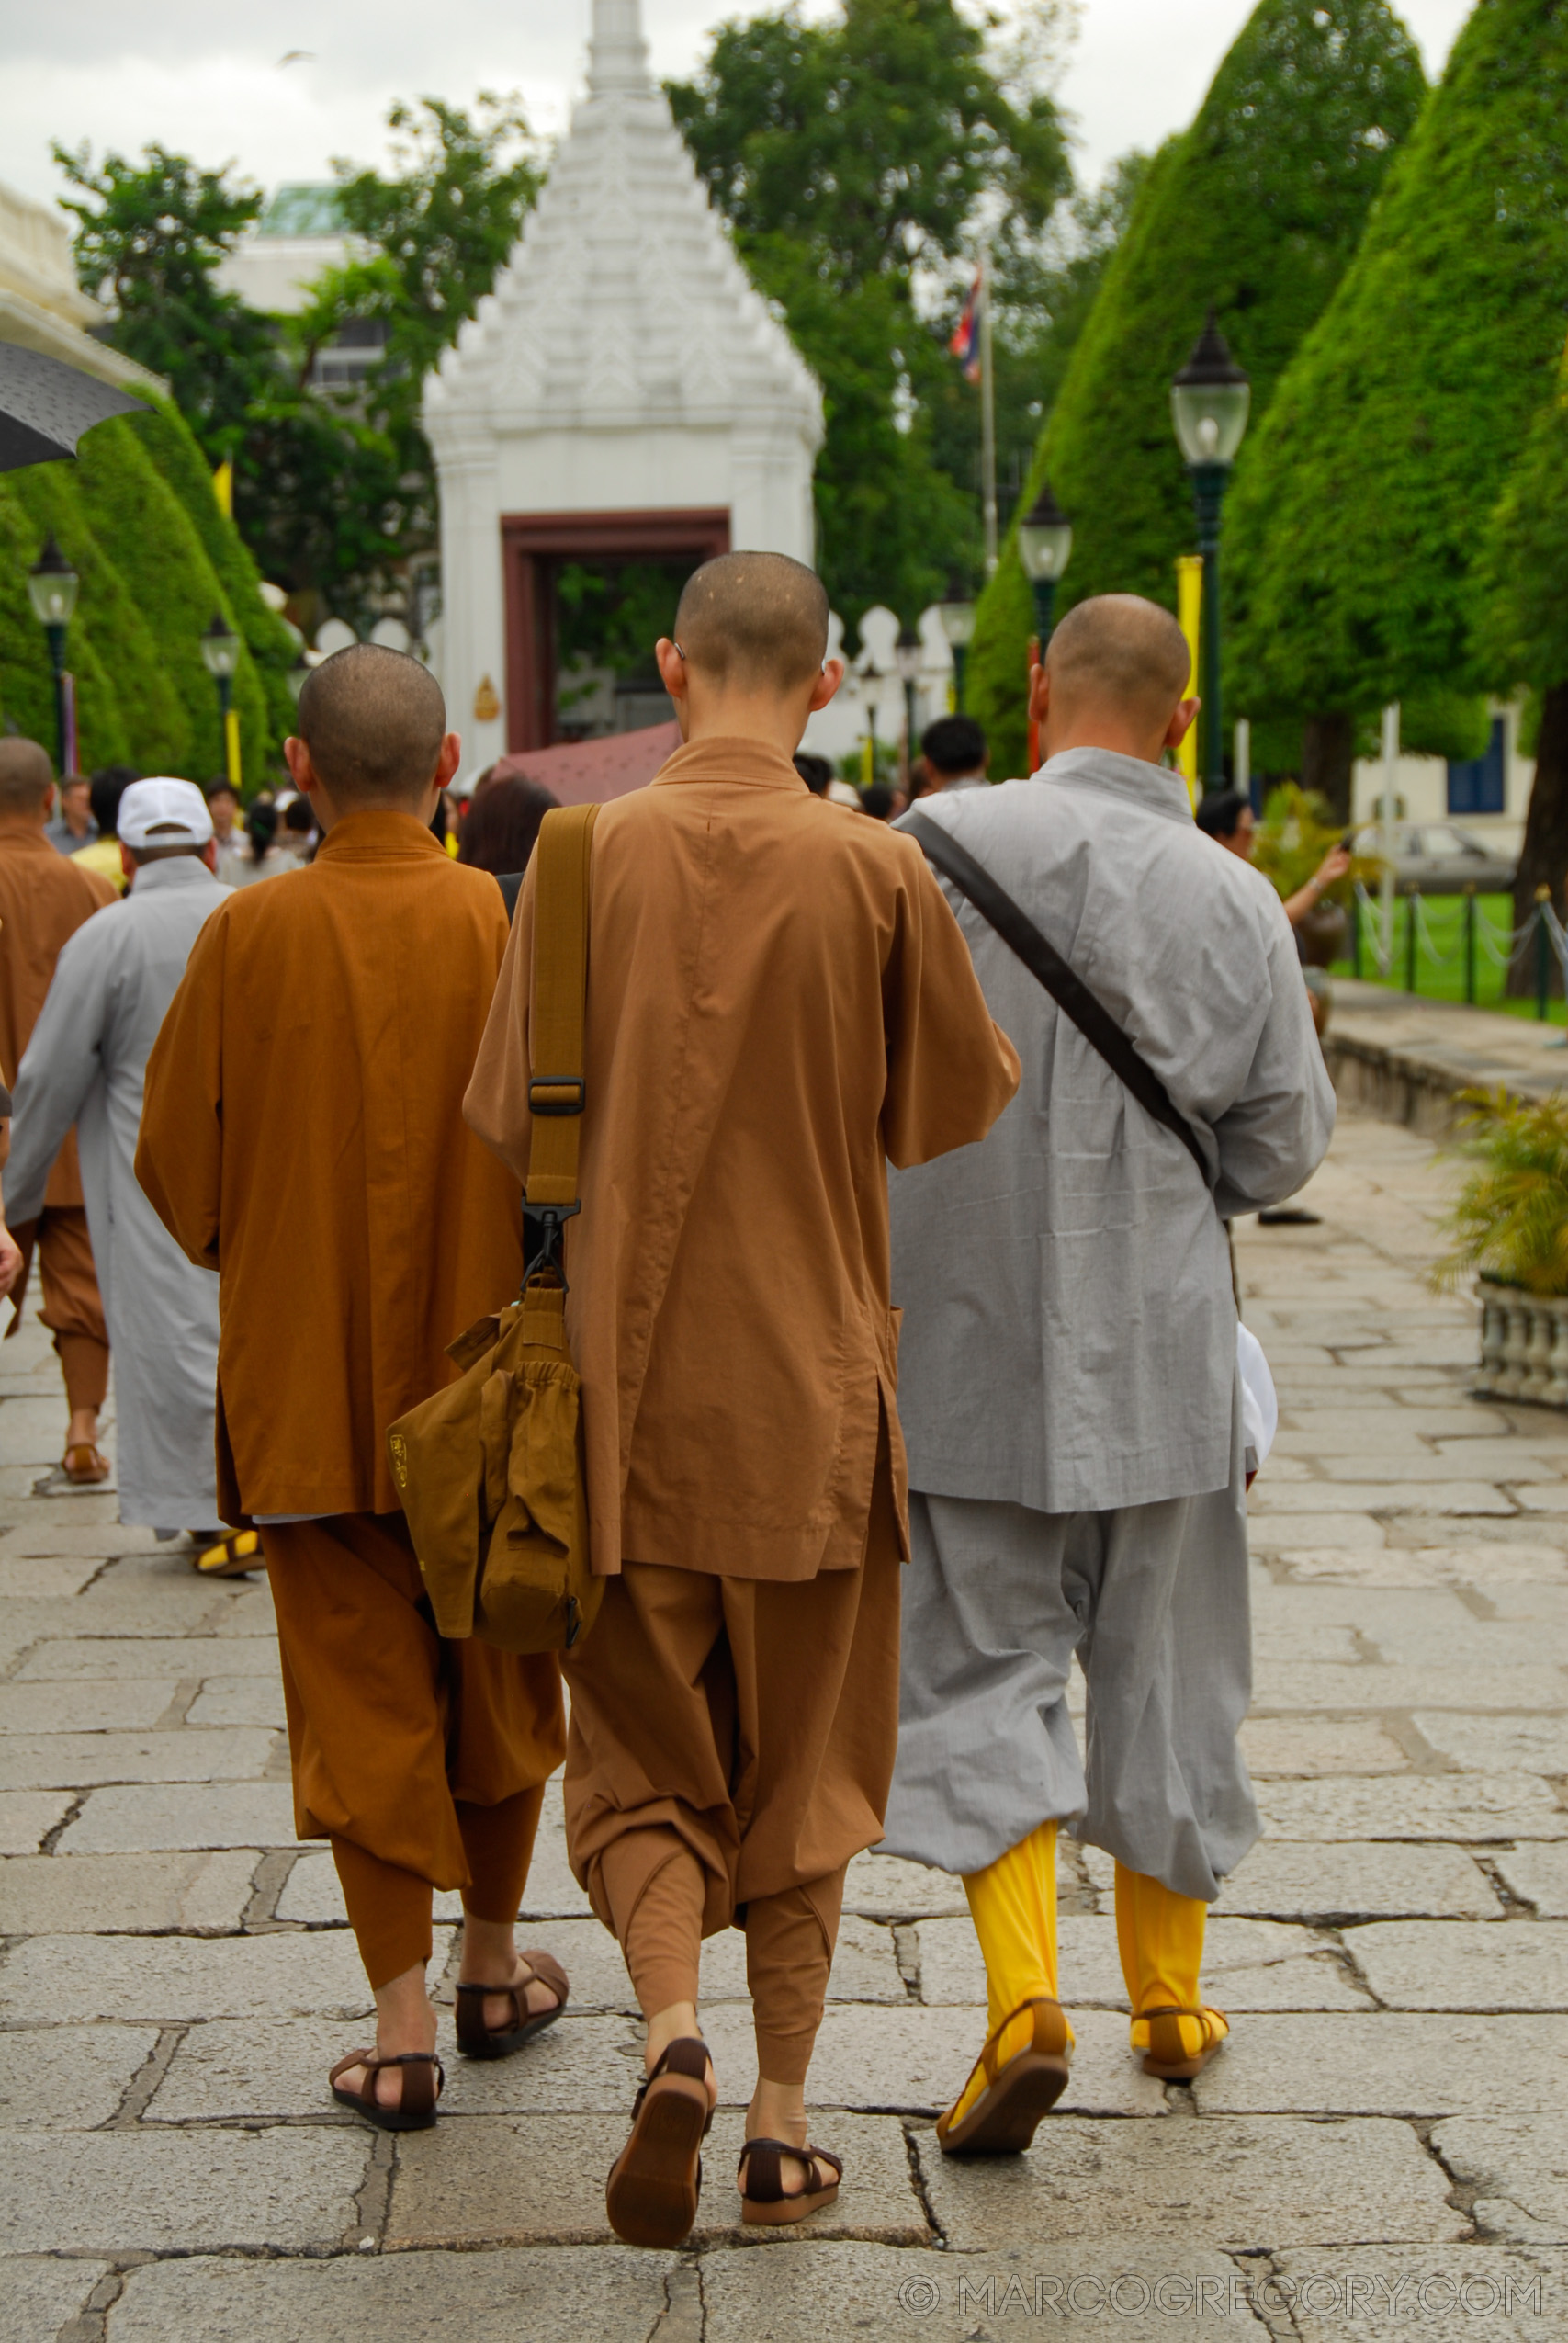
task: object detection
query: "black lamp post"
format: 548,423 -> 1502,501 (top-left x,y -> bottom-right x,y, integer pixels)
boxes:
1171,310 -> 1250,792
895,622 -> 923,773
935,579 -> 976,712
1017,483 -> 1073,644
28,536 -> 79,771
200,612 -> 242,786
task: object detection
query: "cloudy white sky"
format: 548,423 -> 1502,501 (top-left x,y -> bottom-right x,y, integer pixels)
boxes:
1,0 -> 1475,220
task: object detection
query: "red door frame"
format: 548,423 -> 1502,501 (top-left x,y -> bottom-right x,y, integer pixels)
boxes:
501,507 -> 732,751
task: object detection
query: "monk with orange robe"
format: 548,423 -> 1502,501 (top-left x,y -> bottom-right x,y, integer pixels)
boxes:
138,646 -> 567,2132
465,551 -> 1020,2241
0,738 -> 116,1481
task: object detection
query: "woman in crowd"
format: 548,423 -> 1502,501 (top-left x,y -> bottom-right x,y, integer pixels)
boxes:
457,774 -> 558,875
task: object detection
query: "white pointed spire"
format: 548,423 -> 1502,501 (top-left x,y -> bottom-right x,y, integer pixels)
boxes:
587,0 -> 652,95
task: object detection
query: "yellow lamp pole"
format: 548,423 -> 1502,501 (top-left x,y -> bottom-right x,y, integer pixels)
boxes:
1176,555 -> 1202,808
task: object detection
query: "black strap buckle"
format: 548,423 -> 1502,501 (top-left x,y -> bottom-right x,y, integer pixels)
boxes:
529,1075 -> 585,1116
523,1197 -> 581,1290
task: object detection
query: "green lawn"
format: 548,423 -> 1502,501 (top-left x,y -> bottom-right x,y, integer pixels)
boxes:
1331,891 -> 1568,1024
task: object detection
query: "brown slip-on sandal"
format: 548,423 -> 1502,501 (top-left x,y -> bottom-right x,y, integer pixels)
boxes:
738,2138 -> 843,2227
1140,2004 -> 1228,2081
936,1996 -> 1073,2156
329,2047 -> 444,2133
605,2036 -> 714,2248
194,1529 -> 263,1578
62,1444 -> 110,1486
455,1951 -> 570,2058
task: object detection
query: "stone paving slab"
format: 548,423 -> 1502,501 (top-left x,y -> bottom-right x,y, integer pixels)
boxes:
186,1672 -> 288,1727
12,1633 -> 284,1680
1237,1716 -> 1413,1775
0,1927 -> 432,2024
842,1852 -> 968,1920
0,2021 -> 156,2127
1272,2247 -> 1564,2339
0,1848 -> 258,1934
1213,1840 -> 1503,1922
0,1676 -> 182,1731
919,2113 -> 1465,2249
1415,1715 -> 1568,1775
1432,2119 -> 1568,2246
1256,1774 -> 1568,1843
0,1787 -> 73,1853
1348,1922 -> 1568,2010
0,2255 -> 113,2343
1495,1846 -> 1568,1918
106,2246 -> 683,2343
1249,1664 -> 1568,1711
917,1913 -> 1371,2012
0,1554 -> 110,1600
0,2126 -> 369,2253
0,1726 -> 276,1792
57,1779 -> 298,1851
1190,2013 -> 1568,2118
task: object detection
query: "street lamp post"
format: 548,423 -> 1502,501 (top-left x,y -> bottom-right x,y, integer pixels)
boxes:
1017,483 -> 1073,648
935,580 -> 976,713
895,622 -> 922,779
200,612 -> 243,789
1170,309 -> 1250,793
28,536 -> 79,773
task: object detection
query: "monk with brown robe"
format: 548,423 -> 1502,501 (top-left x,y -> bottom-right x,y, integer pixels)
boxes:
466,551 -> 1020,2241
138,646 -> 568,2131
0,739 -> 116,1482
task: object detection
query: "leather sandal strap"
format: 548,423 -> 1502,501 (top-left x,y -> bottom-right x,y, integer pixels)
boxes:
980,1994 -> 1062,2084
738,2138 -> 842,2203
631,2034 -> 711,2119
328,2049 -> 445,2110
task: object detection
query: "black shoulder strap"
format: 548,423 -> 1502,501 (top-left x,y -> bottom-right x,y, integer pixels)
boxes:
905,809 -> 1213,1188
495,869 -> 524,925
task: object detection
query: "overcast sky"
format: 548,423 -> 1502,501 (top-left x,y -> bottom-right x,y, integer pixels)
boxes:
1,0 -> 1475,221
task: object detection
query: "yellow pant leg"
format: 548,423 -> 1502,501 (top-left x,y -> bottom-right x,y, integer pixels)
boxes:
949,1822 -> 1073,2125
1113,1861 -> 1228,2064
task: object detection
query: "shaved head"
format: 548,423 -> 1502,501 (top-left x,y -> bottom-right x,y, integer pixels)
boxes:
297,643 -> 446,803
0,738 -> 53,815
1045,595 -> 1191,730
674,551 -> 829,695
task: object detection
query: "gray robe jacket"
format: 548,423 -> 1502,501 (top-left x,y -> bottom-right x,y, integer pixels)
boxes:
888,749 -> 1335,1515
7,857 -> 228,1526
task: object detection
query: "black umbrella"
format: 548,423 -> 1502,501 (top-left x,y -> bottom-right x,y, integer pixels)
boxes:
0,340 -> 148,473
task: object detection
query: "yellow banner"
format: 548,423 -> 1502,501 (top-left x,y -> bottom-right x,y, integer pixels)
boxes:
1175,555 -> 1202,808
224,706 -> 242,792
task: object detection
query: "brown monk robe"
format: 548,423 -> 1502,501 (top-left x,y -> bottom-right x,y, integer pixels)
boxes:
465,551 -> 1020,2239
0,741 -> 116,1480
137,646 -> 568,2129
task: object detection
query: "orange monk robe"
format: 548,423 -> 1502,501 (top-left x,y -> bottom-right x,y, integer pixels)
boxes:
137,811 -> 563,1899
464,735 -> 1022,1588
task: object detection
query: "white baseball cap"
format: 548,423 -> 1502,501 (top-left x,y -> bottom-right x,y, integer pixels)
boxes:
118,778 -> 215,851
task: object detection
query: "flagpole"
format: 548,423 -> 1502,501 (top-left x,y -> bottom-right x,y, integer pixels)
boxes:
980,244 -> 997,575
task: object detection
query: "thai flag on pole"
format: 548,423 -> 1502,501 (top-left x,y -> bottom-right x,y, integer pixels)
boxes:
950,268 -> 983,382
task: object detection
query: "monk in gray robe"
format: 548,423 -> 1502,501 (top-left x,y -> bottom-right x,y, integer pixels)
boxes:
6,781 -> 239,1563
884,595 -> 1335,2153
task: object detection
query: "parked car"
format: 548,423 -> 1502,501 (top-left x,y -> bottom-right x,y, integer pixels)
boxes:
1349,821 -> 1517,894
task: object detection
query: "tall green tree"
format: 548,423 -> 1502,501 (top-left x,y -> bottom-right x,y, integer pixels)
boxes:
667,0 -> 1071,631
968,0 -> 1425,779
1224,0 -> 1568,818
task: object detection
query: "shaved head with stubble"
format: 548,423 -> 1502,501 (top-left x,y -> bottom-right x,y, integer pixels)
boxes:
1033,594 -> 1199,770
0,738 -> 54,819
656,550 -> 844,756
287,643 -> 460,832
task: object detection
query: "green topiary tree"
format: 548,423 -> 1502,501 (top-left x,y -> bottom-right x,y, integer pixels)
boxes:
1224,0 -> 1568,820
970,0 -> 1425,781
0,477 -> 133,773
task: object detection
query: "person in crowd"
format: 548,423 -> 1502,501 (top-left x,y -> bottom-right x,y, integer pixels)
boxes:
226,798 -> 289,887
457,774 -> 559,875
45,775 -> 97,855
0,741 -> 117,1482
207,782 -> 245,887
1195,788 -> 1351,929
919,715 -> 988,794
138,644 -> 570,2134
793,752 -> 832,797
72,767 -> 137,891
466,550 -> 1018,2246
883,595 -> 1335,2152
861,782 -> 897,821
281,795 -> 319,864
6,780 -> 250,1572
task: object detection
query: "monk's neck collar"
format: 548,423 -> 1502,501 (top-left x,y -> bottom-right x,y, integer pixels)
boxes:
0,821 -> 54,850
315,809 -> 446,860
653,736 -> 807,793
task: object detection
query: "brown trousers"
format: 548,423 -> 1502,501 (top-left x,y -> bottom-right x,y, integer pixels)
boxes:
9,1205 -> 108,1414
563,1458 -> 902,2085
262,1511 -> 566,1989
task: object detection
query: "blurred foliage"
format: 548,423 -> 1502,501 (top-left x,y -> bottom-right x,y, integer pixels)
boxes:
1434,1086 -> 1568,1297
1252,781 -> 1377,902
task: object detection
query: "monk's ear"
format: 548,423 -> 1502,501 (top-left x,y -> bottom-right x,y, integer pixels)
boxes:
808,657 -> 845,714
1165,696 -> 1201,753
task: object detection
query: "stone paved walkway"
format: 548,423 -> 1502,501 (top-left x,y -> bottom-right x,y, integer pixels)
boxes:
2,1105 -> 1566,2339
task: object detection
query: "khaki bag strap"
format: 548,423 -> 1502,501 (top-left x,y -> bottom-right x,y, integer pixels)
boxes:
525,804 -> 599,1228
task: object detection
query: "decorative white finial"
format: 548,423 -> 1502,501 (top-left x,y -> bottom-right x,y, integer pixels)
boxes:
588,0 -> 652,94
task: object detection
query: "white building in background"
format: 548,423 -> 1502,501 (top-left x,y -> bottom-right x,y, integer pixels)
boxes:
0,177 -> 162,394
423,0 -> 823,774
1349,701 -> 1532,860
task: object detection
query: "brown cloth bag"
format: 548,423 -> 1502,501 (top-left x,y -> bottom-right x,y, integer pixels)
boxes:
387,804 -> 604,1655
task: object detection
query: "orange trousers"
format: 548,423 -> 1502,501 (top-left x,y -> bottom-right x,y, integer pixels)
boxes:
261,1510 -> 565,1990
9,1205 -> 108,1414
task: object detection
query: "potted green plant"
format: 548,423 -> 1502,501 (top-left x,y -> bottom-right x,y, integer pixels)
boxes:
1433,1086 -> 1568,1406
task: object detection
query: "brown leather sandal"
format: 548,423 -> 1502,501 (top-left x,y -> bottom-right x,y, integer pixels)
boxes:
604,2036 -> 714,2248
455,1950 -> 570,2058
1140,2003 -> 1228,2080
61,1443 -> 109,1487
328,2046 -> 444,2132
936,1995 -> 1073,2156
738,2138 -> 842,2227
